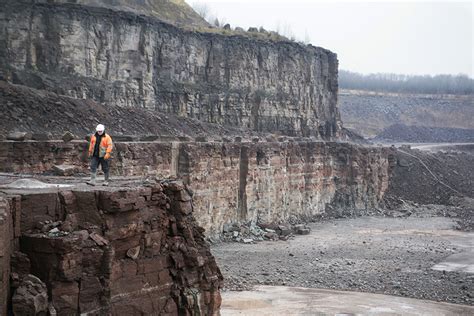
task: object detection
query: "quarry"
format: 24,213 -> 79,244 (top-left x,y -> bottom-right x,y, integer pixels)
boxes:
0,0 -> 473,315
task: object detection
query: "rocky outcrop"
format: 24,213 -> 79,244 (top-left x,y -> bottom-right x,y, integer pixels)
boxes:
0,181 -> 223,315
11,274 -> 49,316
0,1 -> 340,138
179,141 -> 390,235
0,139 -> 391,236
0,197 -> 13,315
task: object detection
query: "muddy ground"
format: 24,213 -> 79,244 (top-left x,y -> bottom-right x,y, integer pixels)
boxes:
212,216 -> 474,306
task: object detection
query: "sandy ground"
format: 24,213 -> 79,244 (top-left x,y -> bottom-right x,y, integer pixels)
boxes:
212,216 -> 474,306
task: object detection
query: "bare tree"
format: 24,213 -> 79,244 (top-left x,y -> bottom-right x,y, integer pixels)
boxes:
191,2 -> 210,21
339,70 -> 474,95
304,29 -> 311,44
275,21 -> 297,41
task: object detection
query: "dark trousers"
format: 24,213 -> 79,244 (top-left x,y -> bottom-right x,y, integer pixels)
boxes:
91,156 -> 109,176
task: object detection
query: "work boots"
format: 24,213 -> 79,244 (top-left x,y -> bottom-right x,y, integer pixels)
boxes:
103,172 -> 110,186
87,172 -> 97,186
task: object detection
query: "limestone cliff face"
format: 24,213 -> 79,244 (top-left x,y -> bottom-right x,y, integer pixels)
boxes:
0,1 -> 341,138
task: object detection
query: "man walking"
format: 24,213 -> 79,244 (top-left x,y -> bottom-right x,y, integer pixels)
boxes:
87,124 -> 113,186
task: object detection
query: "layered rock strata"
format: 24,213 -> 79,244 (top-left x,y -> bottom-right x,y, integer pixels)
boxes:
0,181 -> 223,315
0,140 -> 391,235
0,1 -> 340,138
0,196 -> 14,315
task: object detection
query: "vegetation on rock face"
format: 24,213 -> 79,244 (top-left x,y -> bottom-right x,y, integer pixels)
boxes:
339,70 -> 474,95
189,1 -> 304,44
28,0 -> 210,27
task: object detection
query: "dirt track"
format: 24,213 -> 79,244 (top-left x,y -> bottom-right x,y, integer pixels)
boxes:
212,216 -> 474,306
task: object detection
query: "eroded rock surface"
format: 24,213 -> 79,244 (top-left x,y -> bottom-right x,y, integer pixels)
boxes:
11,274 -> 48,316
0,140 -> 392,236
0,1 -> 340,138
0,181 -> 223,315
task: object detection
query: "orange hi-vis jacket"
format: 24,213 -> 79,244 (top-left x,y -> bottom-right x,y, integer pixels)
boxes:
88,134 -> 113,158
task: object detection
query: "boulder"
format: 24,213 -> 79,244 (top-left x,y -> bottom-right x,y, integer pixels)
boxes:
52,164 -> 77,176
12,275 -> 48,316
126,246 -> 141,260
7,132 -> 32,141
62,131 -> 75,142
294,224 -> 311,235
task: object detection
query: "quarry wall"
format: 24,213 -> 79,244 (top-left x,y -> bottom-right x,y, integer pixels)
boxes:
0,1 -> 341,138
0,181 -> 223,315
0,196 -> 13,315
0,140 -> 391,235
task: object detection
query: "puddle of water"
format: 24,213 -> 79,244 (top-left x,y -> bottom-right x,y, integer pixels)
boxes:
1,178 -> 73,189
356,228 -> 468,237
224,298 -> 272,310
432,252 -> 474,273
221,286 -> 474,315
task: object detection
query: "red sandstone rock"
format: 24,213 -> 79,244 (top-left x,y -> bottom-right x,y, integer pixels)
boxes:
52,164 -> 77,176
89,232 -> 109,246
11,274 -> 48,316
3,182 -> 222,315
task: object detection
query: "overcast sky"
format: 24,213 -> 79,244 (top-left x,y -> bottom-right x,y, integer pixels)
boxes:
188,0 -> 473,77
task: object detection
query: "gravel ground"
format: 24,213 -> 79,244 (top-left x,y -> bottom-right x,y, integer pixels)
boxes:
212,216 -> 474,306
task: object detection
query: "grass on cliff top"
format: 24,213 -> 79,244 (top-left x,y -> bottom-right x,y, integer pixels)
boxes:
60,0 -> 306,45
69,0 -> 210,28
188,25 -> 305,45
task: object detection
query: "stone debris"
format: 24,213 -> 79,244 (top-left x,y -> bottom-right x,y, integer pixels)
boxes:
222,221 -> 312,243
61,131 -> 75,142
52,164 -> 77,176
126,246 -> 141,260
11,275 -> 49,316
7,132 -> 32,141
47,226 -> 68,238
294,224 -> 311,235
213,216 -> 474,305
89,232 -> 109,246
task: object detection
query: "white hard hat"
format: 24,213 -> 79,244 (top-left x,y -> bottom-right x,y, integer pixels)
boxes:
96,124 -> 105,132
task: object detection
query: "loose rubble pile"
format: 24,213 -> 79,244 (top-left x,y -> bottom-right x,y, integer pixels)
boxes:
339,91 -> 474,139
0,81 -> 261,140
382,146 -> 474,231
375,124 -> 474,143
213,216 -> 474,305
383,195 -> 474,231
220,221 -> 311,243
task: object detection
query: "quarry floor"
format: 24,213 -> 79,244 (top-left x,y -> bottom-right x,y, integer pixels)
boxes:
212,216 -> 474,308
220,286 -> 474,315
